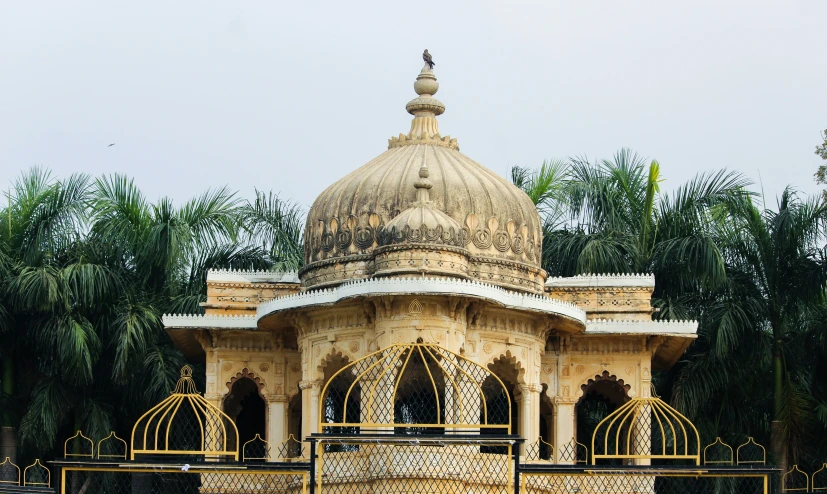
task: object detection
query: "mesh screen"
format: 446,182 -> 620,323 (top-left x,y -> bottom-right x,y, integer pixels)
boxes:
319,440 -> 513,494
592,400 -> 700,463
63,468 -> 306,494
321,344 -> 510,434
132,395 -> 237,460
522,473 -> 768,494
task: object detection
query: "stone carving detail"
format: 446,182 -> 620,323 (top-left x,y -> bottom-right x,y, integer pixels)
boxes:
377,224 -> 465,248
542,364 -> 553,375
575,365 -> 585,375
349,340 -> 360,353
408,299 -> 423,316
306,210 -> 542,267
259,363 -> 270,372
221,362 -> 232,372
482,342 -> 493,354
562,366 -> 570,377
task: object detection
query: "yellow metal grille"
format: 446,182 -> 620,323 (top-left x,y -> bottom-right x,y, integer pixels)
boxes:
0,457 -> 20,485
130,365 -> 239,460
703,437 -> 734,465
319,343 -> 511,432
23,459 -> 49,487
591,396 -> 701,465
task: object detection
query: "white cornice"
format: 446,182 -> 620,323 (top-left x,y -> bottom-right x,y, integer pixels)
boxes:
207,269 -> 299,284
163,313 -> 258,329
585,318 -> 697,336
545,273 -> 655,289
257,277 -> 586,323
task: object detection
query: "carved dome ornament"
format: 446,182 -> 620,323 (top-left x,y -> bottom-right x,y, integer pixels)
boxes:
301,58 -> 545,293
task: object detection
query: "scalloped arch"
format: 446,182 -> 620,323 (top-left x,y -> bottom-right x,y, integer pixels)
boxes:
577,370 -> 632,400
225,368 -> 267,400
487,350 -> 527,385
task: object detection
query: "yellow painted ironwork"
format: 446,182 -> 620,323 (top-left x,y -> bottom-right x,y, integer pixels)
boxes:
591,395 -> 701,465
63,430 -> 94,459
703,437 -> 734,465
525,436 -> 554,461
782,465 -> 809,492
560,437 -> 588,464
23,459 -> 50,487
130,365 -> 240,460
277,434 -> 306,460
736,437 -> 767,465
59,466 -> 308,494
521,471 -> 771,494
813,463 -> 827,492
319,343 -> 511,431
96,431 -> 128,459
242,433 -> 271,461
0,457 -> 20,485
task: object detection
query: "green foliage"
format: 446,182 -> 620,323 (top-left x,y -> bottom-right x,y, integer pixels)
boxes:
513,151 -> 827,470
0,167 -> 304,462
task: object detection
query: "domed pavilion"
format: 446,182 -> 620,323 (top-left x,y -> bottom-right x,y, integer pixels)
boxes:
163,60 -> 697,473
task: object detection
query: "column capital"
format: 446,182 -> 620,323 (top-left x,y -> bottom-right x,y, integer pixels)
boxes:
552,396 -> 578,406
517,383 -> 544,394
298,379 -> 323,390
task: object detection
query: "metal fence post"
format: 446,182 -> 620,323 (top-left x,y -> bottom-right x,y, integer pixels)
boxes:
308,437 -> 317,494
513,441 -> 521,494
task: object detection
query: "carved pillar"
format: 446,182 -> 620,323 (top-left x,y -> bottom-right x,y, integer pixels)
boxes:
266,395 -> 288,461
552,397 -> 577,464
300,380 -> 323,440
636,360 -> 652,466
516,384 -> 542,455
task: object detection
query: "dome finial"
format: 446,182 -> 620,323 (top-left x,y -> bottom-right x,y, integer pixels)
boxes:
388,53 -> 458,150
414,164 -> 432,203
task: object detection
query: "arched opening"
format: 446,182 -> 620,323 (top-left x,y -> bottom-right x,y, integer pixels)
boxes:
393,347 -> 445,435
482,355 -> 521,454
223,377 -> 266,457
320,354 -> 359,451
576,372 -> 630,465
288,392 -> 302,441
539,385 -> 554,460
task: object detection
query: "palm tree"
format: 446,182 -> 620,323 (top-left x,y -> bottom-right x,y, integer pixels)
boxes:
672,189 -> 827,473
513,149 -> 750,305
0,170 -> 273,458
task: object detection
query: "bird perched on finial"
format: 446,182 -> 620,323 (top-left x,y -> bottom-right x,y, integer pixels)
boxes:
423,49 -> 435,69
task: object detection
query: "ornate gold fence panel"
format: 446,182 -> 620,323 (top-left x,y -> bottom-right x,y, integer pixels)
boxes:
315,435 -> 518,494
55,462 -> 308,494
520,467 -> 775,494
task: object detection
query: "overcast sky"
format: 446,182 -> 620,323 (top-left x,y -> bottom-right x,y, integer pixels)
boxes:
2,1 -> 825,213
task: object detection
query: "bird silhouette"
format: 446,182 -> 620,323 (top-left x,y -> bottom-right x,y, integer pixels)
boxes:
108,143 -> 115,147
423,49 -> 435,69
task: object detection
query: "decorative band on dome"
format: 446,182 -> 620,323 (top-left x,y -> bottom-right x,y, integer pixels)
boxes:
377,223 -> 467,248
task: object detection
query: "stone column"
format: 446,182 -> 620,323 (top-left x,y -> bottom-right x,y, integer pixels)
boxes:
516,384 -> 542,455
552,397 -> 577,464
300,380 -> 323,440
266,395 -> 288,461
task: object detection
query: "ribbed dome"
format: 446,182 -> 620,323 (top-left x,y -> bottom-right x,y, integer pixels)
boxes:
301,62 -> 544,293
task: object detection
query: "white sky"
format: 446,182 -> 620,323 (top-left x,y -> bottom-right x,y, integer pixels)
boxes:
2,1 -> 825,212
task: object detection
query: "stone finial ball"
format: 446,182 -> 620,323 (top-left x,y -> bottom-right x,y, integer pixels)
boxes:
414,76 -> 439,96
